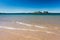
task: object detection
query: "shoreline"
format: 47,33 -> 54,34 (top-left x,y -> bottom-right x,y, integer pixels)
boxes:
0,21 -> 60,40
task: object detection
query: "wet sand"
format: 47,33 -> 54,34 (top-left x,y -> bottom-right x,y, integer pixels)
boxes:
0,21 -> 60,40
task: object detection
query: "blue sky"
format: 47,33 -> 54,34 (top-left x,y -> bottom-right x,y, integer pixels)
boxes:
0,0 -> 60,13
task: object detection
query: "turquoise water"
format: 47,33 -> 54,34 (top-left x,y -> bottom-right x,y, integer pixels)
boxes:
0,15 -> 60,26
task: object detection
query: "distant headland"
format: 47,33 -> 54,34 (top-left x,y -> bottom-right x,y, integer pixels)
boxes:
0,11 -> 60,15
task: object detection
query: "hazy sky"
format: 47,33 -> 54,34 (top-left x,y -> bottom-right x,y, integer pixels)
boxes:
0,0 -> 60,13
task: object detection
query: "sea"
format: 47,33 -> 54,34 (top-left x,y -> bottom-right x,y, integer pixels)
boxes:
0,14 -> 60,27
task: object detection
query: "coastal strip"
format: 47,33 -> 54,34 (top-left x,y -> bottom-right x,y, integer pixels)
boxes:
16,21 -> 47,29
0,26 -> 41,31
0,26 -> 53,34
16,21 -> 60,35
0,26 -> 59,35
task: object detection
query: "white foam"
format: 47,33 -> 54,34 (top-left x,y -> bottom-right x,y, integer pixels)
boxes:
0,26 -> 58,35
16,21 -> 46,29
0,26 -> 16,30
16,22 -> 32,26
0,26 -> 49,33
0,26 -> 40,31
16,21 -> 59,35
45,31 -> 53,34
34,25 -> 46,28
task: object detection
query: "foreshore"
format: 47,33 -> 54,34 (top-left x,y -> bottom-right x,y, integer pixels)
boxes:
0,21 -> 60,40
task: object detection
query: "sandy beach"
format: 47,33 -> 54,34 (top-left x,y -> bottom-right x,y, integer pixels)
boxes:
0,21 -> 60,40
0,0 -> 60,40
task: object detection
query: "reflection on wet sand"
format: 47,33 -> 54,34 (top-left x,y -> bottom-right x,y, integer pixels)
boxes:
0,21 -> 60,40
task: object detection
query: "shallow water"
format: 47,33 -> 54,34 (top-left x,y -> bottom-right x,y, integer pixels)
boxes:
0,15 -> 60,40
0,15 -> 60,26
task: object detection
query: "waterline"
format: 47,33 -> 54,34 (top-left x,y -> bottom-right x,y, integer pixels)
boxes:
16,21 -> 47,28
0,26 -> 52,33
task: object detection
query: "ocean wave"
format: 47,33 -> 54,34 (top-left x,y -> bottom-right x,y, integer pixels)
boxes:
16,21 -> 47,29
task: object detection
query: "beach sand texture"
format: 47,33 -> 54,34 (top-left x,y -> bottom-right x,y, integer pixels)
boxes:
0,21 -> 60,40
